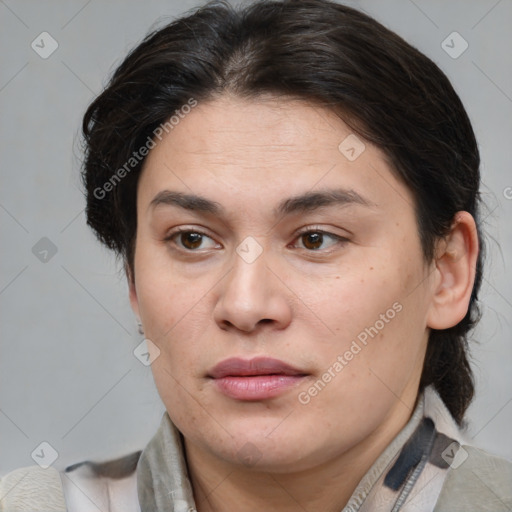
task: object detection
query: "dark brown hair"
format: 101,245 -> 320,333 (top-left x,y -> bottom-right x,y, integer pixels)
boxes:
82,0 -> 484,424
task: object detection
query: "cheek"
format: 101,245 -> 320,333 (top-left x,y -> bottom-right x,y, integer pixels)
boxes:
134,252 -> 208,340
315,266 -> 402,340
134,262 -> 216,369
311,257 -> 428,382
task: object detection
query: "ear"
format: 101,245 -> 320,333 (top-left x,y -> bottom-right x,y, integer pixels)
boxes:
426,211 -> 479,330
126,263 -> 140,319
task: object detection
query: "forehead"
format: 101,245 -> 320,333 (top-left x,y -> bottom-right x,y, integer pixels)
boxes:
138,94 -> 414,218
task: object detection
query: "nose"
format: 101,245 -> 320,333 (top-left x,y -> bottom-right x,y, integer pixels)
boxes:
213,243 -> 292,333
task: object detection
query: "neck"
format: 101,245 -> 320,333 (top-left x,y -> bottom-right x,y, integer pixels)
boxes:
189,461 -> 360,512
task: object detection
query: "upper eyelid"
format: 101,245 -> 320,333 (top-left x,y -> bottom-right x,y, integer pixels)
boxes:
165,227 -> 217,243
165,227 -> 347,251
292,226 -> 350,243
165,226 -> 345,239
165,226 -> 213,239
294,226 -> 346,236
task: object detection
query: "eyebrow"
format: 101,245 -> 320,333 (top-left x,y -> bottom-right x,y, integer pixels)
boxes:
150,190 -> 222,214
149,188 -> 373,217
275,188 -> 372,216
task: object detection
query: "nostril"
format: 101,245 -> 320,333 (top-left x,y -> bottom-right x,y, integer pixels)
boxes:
221,320 -> 234,329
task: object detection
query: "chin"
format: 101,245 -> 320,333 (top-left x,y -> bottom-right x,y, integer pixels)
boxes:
213,420 -> 331,472
230,439 -> 334,474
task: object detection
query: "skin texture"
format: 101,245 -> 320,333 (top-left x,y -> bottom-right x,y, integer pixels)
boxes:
129,94 -> 478,511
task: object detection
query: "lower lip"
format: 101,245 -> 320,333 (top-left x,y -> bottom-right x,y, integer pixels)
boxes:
213,375 -> 305,401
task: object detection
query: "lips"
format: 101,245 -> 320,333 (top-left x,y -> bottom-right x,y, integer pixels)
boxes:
209,357 -> 305,378
209,357 -> 307,401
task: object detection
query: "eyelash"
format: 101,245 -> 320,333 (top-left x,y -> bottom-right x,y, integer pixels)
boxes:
164,227 -> 348,253
292,228 -> 348,251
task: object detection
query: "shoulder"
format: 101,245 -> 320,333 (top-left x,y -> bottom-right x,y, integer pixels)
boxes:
0,450 -> 141,512
434,445 -> 512,512
0,465 -> 66,511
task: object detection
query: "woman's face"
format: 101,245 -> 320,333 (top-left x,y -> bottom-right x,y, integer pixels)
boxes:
130,94 -> 436,472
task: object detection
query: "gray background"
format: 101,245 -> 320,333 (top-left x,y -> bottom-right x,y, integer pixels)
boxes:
1,0 -> 511,475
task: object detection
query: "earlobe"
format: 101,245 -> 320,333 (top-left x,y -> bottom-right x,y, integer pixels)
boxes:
426,211 -> 479,330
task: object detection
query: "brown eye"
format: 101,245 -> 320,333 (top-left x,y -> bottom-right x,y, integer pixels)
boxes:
301,232 -> 324,250
180,232 -> 203,250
